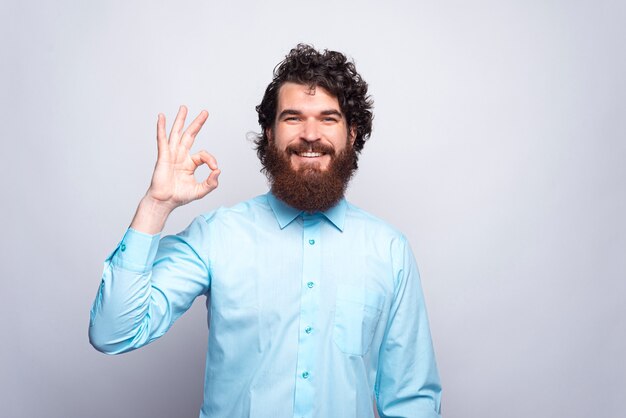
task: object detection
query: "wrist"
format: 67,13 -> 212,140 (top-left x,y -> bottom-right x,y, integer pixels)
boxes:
140,194 -> 177,215
130,195 -> 175,234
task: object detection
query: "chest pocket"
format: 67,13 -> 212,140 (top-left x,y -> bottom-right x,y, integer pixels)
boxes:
333,284 -> 385,356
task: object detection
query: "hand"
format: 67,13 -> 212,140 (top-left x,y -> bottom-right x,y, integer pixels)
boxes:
146,105 -> 220,211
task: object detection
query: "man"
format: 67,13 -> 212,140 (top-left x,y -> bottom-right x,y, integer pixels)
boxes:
89,44 -> 442,418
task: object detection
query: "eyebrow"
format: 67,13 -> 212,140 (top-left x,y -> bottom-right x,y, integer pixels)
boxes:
278,109 -> 343,119
320,110 -> 343,118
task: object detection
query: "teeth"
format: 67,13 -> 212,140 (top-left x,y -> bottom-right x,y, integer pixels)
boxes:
300,152 -> 323,157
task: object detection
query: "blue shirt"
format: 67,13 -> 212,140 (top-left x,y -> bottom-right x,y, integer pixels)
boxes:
89,193 -> 442,418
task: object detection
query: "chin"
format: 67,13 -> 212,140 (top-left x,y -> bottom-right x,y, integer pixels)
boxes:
293,162 -> 327,172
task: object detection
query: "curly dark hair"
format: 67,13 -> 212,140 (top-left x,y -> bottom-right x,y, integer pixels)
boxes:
255,44 -> 373,169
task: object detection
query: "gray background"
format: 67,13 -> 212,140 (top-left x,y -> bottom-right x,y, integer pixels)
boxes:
1,0 -> 624,417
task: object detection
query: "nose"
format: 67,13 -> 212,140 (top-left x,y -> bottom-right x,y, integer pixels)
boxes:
300,119 -> 320,143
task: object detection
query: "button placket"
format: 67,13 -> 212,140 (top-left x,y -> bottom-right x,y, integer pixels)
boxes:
293,214 -> 322,418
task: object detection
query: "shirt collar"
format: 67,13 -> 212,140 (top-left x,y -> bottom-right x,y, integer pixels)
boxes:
266,192 -> 347,232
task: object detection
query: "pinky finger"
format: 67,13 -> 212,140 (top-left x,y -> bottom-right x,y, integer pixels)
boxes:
156,113 -> 167,154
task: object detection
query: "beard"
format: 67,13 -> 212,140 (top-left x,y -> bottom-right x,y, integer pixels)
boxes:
262,139 -> 357,212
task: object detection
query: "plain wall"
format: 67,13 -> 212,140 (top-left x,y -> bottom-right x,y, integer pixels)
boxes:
1,0 -> 624,417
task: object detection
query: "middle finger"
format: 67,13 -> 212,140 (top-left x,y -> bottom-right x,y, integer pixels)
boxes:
169,105 -> 188,144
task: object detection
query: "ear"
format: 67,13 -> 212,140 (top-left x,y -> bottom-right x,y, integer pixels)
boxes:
349,126 -> 356,146
266,127 -> 273,143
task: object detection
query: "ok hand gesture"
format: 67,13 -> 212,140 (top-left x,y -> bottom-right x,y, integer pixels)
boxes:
147,105 -> 220,210
131,105 -> 220,234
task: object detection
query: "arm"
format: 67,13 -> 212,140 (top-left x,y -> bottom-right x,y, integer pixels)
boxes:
375,237 -> 442,418
88,218 -> 211,354
88,106 -> 220,354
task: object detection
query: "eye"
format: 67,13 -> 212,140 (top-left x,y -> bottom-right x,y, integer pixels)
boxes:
284,116 -> 300,122
322,117 -> 339,123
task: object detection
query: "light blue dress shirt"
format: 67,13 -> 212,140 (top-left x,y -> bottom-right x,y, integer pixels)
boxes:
89,193 -> 442,418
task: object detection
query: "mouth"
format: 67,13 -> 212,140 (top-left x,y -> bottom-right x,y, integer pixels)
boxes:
286,143 -> 335,170
296,151 -> 325,158
288,144 -> 334,158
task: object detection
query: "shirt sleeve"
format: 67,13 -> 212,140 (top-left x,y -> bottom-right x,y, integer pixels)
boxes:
89,216 -> 211,354
375,237 -> 442,418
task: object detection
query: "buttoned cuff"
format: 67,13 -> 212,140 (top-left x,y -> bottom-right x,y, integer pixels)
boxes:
106,228 -> 160,273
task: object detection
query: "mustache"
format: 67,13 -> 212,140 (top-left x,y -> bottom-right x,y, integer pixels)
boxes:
286,141 -> 336,156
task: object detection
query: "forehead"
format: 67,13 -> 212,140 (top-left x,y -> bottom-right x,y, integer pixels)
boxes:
277,82 -> 341,112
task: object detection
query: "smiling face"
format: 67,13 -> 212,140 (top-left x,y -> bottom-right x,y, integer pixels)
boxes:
270,82 -> 355,172
263,82 -> 358,212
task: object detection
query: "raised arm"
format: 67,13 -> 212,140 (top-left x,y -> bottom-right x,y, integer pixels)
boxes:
89,106 -> 217,354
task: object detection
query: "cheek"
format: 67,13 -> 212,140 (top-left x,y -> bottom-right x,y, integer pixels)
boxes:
324,127 -> 350,146
331,137 -> 350,153
271,127 -> 294,150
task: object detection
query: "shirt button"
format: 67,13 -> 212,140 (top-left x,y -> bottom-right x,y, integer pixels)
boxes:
302,371 -> 310,379
308,239 -> 315,245
307,281 -> 315,289
120,243 -> 126,252
305,326 -> 313,334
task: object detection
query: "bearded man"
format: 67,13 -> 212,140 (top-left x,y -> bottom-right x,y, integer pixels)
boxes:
89,44 -> 442,418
